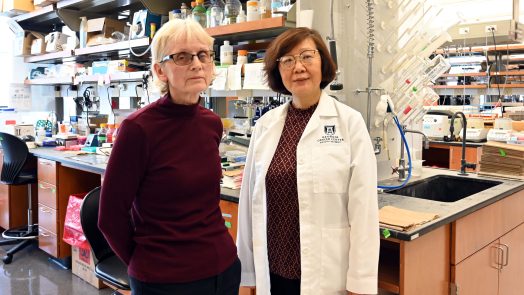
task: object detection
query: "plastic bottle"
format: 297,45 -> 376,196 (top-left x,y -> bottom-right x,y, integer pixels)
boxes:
259,0 -> 271,18
106,123 -> 115,143
192,0 -> 207,27
180,2 -> 190,19
224,0 -> 241,24
237,7 -> 246,23
246,0 -> 260,22
271,0 -> 282,17
79,16 -> 88,48
171,9 -> 182,20
207,0 -> 224,28
220,40 -> 234,66
98,123 -> 107,146
112,123 -> 120,143
237,50 -> 248,65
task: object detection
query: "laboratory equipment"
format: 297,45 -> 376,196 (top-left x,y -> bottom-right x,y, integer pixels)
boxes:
487,118 -> 514,142
462,117 -> 488,142
422,112 -> 461,140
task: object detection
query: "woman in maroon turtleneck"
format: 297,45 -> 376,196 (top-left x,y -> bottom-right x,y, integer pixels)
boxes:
98,19 -> 240,295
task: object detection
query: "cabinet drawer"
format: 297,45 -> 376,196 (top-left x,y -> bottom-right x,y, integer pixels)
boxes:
37,159 -> 57,185
38,182 -> 57,209
38,204 -> 57,234
38,227 -> 58,257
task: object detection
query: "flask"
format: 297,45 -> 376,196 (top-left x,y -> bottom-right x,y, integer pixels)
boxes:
208,0 -> 224,28
236,7 -> 246,23
246,0 -> 260,22
192,0 -> 207,27
224,0 -> 241,24
220,40 -> 234,66
97,123 -> 107,146
180,2 -> 190,19
79,16 -> 88,48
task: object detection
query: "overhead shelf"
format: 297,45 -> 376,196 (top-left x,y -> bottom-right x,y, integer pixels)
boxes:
74,38 -> 150,58
13,5 -> 61,33
205,16 -> 293,42
435,44 -> 524,55
24,50 -> 74,64
24,71 -> 149,86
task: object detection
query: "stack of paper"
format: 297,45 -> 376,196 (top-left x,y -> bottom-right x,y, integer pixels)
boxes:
379,206 -> 439,232
221,169 -> 243,189
479,141 -> 524,179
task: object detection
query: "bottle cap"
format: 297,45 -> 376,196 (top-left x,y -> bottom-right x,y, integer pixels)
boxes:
238,50 -> 248,56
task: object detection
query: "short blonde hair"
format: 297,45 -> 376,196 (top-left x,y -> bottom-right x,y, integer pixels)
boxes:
150,19 -> 214,94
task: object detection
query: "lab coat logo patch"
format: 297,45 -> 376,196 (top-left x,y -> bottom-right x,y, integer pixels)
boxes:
318,125 -> 344,144
324,125 -> 336,135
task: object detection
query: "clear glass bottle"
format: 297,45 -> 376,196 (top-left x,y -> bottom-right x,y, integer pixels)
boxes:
192,0 -> 207,27
180,2 -> 190,19
208,0 -> 224,28
224,0 -> 241,24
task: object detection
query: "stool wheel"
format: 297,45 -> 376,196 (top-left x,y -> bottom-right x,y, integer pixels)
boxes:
3,254 -> 13,264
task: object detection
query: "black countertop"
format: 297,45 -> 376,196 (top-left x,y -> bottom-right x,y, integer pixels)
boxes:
379,167 -> 524,241
29,147 -> 240,203
429,140 -> 484,148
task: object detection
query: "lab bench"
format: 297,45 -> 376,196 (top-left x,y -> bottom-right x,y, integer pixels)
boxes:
378,168 -> 524,294
24,147 -> 240,265
423,140 -> 484,173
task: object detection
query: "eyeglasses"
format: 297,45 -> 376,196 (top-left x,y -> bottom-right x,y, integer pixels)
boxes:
277,50 -> 319,69
160,50 -> 215,66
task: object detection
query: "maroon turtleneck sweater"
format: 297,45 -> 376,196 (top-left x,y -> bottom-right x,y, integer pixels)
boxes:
99,94 -> 237,283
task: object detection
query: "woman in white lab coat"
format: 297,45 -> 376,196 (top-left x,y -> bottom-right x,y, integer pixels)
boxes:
237,27 -> 379,295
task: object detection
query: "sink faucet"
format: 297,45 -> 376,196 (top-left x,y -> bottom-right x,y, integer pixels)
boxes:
398,125 -> 430,181
448,111 -> 477,176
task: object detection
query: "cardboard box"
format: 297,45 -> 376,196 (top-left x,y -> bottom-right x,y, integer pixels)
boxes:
86,17 -> 126,45
71,246 -> 107,289
2,0 -> 34,14
30,32 -> 46,55
92,61 -> 109,75
18,31 -> 44,56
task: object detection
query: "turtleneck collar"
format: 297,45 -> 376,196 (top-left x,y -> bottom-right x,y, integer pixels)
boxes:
158,93 -> 201,116
288,101 -> 318,116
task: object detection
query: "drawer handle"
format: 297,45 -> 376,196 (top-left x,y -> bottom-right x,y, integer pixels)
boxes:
500,243 -> 509,267
492,245 -> 504,270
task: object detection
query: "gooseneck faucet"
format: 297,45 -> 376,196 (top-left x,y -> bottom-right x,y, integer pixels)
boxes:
448,112 -> 477,175
398,126 -> 430,181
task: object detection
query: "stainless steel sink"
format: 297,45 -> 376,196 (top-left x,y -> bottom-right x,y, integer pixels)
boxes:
386,175 -> 502,202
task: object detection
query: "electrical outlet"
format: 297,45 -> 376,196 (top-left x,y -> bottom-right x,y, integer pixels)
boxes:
459,27 -> 470,35
485,25 -> 497,33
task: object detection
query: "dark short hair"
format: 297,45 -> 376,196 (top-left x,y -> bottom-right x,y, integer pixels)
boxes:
264,27 -> 337,95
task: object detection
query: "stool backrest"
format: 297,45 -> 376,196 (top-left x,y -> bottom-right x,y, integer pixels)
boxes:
0,132 -> 30,184
80,187 -> 114,263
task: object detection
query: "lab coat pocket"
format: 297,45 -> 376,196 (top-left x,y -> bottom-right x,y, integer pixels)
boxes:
312,146 -> 351,194
320,227 -> 350,292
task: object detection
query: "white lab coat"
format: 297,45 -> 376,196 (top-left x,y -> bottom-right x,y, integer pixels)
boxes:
237,92 -> 379,295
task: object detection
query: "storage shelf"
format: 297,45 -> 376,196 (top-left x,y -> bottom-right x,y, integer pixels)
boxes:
13,5 -> 61,33
432,85 -> 487,89
25,77 -> 74,85
24,71 -> 149,85
74,38 -> 150,57
435,44 -> 524,55
205,17 -> 291,42
442,71 -> 524,77
24,50 -> 74,64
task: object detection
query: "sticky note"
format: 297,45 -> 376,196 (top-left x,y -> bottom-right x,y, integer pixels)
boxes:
382,228 -> 391,238
225,221 -> 232,229
499,149 -> 506,157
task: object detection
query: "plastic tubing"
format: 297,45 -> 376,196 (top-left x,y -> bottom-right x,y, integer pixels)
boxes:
378,115 -> 412,189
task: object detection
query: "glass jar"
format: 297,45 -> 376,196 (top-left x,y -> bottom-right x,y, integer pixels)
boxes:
224,0 -> 241,24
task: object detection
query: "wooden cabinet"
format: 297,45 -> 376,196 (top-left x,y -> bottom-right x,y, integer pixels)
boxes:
36,158 -> 100,259
219,199 -> 239,243
423,143 -> 482,172
450,189 -> 524,295
449,145 -> 482,172
379,225 -> 450,295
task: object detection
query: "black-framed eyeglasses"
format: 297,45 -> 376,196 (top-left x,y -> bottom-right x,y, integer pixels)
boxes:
160,50 -> 215,66
277,50 -> 319,69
